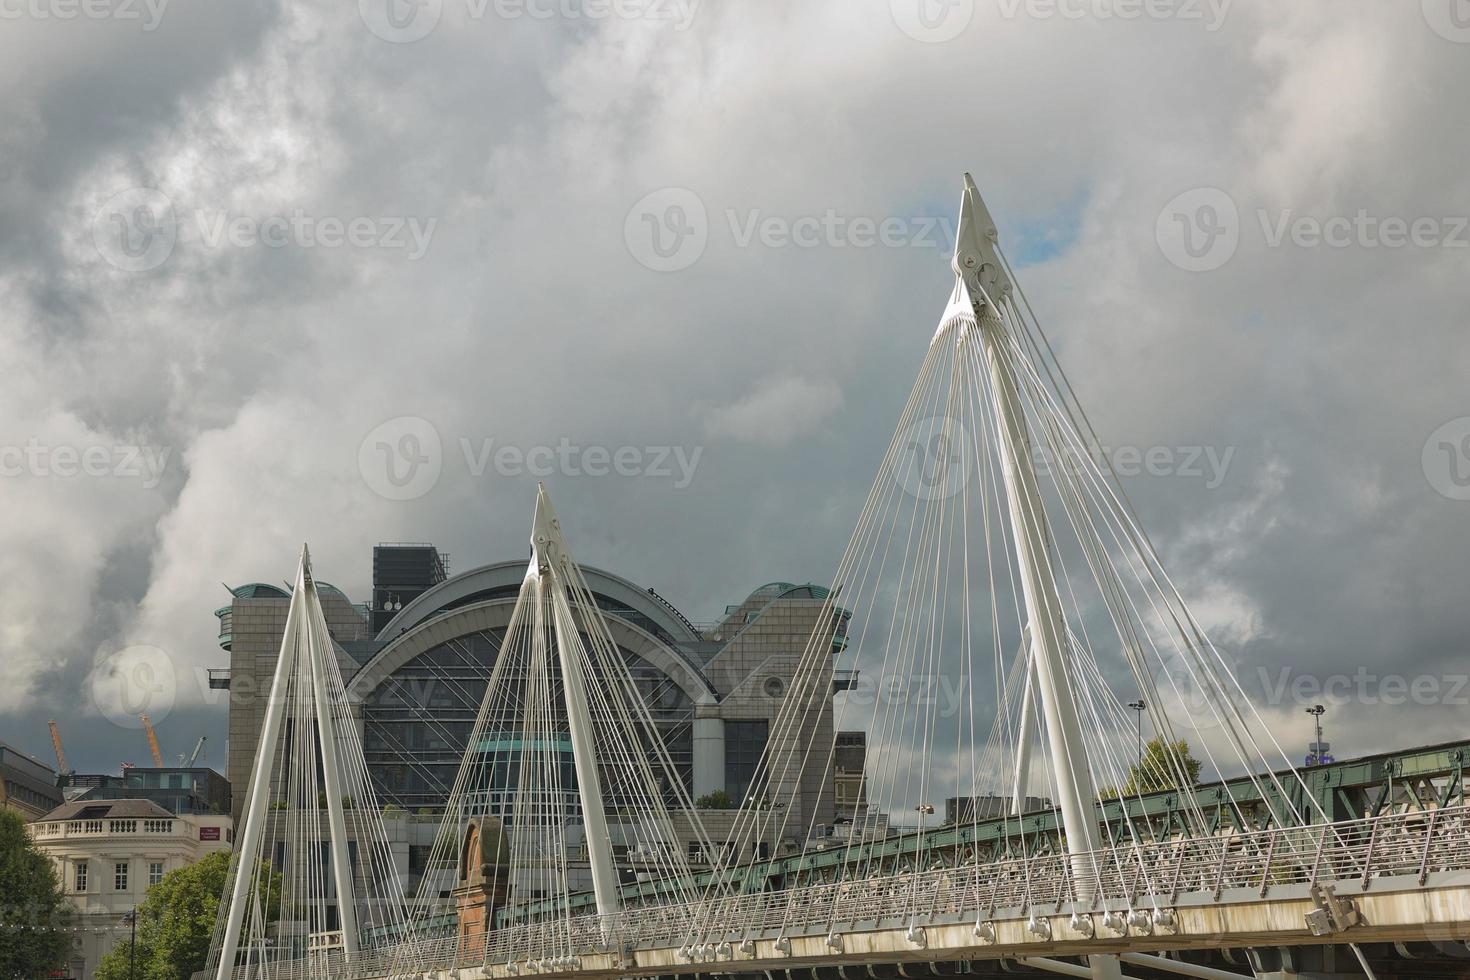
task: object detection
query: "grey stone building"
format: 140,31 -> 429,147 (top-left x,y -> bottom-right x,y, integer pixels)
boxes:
214,545 -> 859,872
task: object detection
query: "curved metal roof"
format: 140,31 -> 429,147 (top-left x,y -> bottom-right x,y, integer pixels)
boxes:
374,560 -> 702,647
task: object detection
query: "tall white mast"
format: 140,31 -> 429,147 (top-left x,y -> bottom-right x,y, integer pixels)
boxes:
531,485 -> 623,925
950,176 -> 1118,980
215,547 -> 361,977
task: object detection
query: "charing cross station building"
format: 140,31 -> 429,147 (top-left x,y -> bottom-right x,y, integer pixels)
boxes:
215,543 -> 868,892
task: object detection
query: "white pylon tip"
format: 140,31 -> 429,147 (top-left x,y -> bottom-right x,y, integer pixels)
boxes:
530,484 -> 565,571
951,173 -> 1012,308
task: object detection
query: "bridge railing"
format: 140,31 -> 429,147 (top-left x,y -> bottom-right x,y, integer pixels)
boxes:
206,804 -> 1470,979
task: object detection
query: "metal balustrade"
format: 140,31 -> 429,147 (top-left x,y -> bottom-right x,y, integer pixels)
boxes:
210,804 -> 1470,980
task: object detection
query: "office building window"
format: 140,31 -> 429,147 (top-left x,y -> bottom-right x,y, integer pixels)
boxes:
114,862 -> 129,891
74,862 -> 87,892
725,720 -> 769,805
148,862 -> 165,886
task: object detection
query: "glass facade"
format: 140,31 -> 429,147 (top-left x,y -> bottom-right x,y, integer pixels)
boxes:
361,625 -> 694,815
724,720 -> 769,805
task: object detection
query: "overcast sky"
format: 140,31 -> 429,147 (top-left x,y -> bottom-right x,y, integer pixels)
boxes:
2,0 -> 1468,780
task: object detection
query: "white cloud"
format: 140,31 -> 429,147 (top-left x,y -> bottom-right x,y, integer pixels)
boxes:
702,376 -> 844,448
2,0 -> 1468,773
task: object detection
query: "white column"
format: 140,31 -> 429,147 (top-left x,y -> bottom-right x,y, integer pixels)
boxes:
692,713 -> 726,798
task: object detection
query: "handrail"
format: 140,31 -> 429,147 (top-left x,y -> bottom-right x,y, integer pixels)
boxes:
211,804 -> 1470,980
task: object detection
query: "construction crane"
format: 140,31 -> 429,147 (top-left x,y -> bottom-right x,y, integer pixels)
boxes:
48,720 -> 70,774
179,736 -> 207,767
139,714 -> 164,767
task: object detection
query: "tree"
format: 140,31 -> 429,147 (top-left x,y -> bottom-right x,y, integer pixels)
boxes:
695,790 -> 734,810
1122,737 -> 1203,795
0,808 -> 73,978
95,853 -> 280,980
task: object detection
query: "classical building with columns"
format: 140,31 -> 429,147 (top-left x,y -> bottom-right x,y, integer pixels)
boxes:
214,544 -> 857,887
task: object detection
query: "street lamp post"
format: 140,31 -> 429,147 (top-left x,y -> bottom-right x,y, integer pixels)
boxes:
1305,704 -> 1329,766
1127,699 -> 1147,769
123,909 -> 138,980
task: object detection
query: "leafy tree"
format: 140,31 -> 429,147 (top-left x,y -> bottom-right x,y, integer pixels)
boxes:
695,790 -> 734,809
0,808 -> 73,978
95,853 -> 281,980
1123,737 -> 1203,795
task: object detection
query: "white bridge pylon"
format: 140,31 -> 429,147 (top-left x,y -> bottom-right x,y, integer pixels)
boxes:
401,485 -> 714,963
208,546 -> 410,980
705,175 -> 1337,979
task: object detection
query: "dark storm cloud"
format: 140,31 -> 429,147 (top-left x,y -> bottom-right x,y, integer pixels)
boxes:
0,0 -> 1467,778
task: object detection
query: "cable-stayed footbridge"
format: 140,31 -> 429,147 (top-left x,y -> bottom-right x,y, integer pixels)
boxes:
203,177 -> 1470,980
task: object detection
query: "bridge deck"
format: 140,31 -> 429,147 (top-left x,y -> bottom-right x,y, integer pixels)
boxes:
234,805 -> 1470,980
